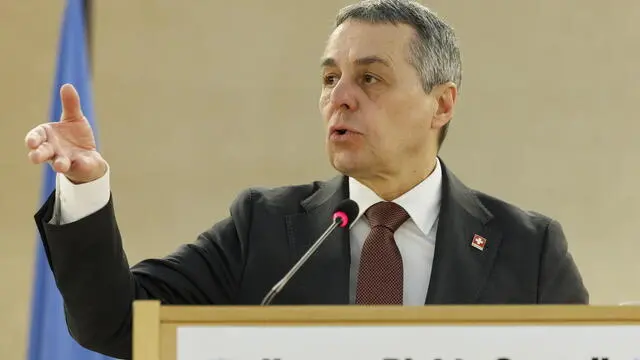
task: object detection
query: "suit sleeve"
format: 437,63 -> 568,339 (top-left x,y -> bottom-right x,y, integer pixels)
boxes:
537,219 -> 589,304
33,189 -> 254,359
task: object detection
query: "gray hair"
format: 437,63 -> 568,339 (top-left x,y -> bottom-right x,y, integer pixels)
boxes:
335,0 -> 462,147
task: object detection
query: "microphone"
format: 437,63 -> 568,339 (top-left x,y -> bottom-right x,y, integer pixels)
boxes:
260,199 -> 359,305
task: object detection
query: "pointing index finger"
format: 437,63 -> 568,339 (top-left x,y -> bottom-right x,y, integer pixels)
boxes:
60,83 -> 84,121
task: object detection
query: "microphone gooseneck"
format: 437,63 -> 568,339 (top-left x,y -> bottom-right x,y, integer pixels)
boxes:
260,199 -> 359,305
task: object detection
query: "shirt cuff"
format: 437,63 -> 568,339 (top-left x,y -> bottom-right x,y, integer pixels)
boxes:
55,166 -> 111,225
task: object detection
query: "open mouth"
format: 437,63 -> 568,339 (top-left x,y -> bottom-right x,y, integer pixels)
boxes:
329,126 -> 360,140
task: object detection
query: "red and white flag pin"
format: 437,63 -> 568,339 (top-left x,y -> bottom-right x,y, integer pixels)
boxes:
471,234 -> 487,251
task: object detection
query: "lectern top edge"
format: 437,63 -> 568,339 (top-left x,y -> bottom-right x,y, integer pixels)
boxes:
131,300 -> 640,324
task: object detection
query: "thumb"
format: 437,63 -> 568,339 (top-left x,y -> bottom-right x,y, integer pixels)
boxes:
60,83 -> 85,122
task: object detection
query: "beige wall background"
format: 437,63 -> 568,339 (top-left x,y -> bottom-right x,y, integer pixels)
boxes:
2,0 -> 639,358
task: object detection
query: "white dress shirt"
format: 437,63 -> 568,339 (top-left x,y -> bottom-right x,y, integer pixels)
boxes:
348,158 -> 442,305
52,159 -> 442,305
51,166 -> 112,226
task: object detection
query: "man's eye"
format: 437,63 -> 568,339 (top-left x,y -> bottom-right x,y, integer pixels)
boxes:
363,74 -> 379,84
323,74 -> 339,86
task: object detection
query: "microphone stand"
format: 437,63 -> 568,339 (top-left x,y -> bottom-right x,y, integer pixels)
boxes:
260,216 -> 343,305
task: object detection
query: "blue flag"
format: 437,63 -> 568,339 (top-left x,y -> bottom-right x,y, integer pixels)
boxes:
27,0 -> 114,359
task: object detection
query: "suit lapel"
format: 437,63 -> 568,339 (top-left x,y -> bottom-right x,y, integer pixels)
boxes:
283,175 -> 351,304
425,163 -> 502,304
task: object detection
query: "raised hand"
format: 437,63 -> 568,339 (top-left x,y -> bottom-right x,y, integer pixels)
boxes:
25,83 -> 107,184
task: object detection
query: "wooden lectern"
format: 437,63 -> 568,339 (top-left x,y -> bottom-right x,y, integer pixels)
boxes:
132,300 -> 640,360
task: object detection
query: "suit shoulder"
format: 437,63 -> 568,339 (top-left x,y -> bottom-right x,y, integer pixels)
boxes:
472,190 -> 557,235
230,179 -> 328,214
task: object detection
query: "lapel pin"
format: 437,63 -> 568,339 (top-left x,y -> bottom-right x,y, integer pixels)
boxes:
471,234 -> 487,251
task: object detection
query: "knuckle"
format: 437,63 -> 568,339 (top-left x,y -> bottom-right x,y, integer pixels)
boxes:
40,123 -> 51,134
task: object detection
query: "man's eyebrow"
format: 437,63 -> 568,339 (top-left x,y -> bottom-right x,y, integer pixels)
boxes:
320,57 -> 337,68
320,56 -> 391,68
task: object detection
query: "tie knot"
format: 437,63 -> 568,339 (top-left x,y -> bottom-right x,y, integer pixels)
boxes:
365,201 -> 410,232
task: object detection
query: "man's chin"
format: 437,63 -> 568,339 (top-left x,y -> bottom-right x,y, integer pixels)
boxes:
329,154 -> 363,176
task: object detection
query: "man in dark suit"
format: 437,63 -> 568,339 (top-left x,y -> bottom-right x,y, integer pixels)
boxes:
25,0 -> 588,358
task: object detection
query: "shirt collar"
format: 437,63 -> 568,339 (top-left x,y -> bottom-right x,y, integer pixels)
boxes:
348,158 -> 442,236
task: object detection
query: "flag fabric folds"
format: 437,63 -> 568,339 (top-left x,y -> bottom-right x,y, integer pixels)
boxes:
27,0 -> 114,359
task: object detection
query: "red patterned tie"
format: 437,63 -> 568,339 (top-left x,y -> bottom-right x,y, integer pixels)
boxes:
355,201 -> 409,305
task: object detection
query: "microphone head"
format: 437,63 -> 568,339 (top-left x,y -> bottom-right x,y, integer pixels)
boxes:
332,199 -> 359,228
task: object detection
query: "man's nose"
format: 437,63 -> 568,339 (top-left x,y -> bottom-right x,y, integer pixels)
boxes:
329,79 -> 358,111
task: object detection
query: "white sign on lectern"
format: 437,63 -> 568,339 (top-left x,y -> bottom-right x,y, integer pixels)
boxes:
177,325 -> 640,360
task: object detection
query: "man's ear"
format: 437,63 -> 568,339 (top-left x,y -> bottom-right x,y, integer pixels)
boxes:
431,82 -> 457,130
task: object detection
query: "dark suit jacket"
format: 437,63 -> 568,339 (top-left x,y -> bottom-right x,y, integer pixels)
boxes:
34,160 -> 588,359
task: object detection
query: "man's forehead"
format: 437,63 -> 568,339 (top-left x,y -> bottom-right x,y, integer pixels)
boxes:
322,20 -> 415,63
